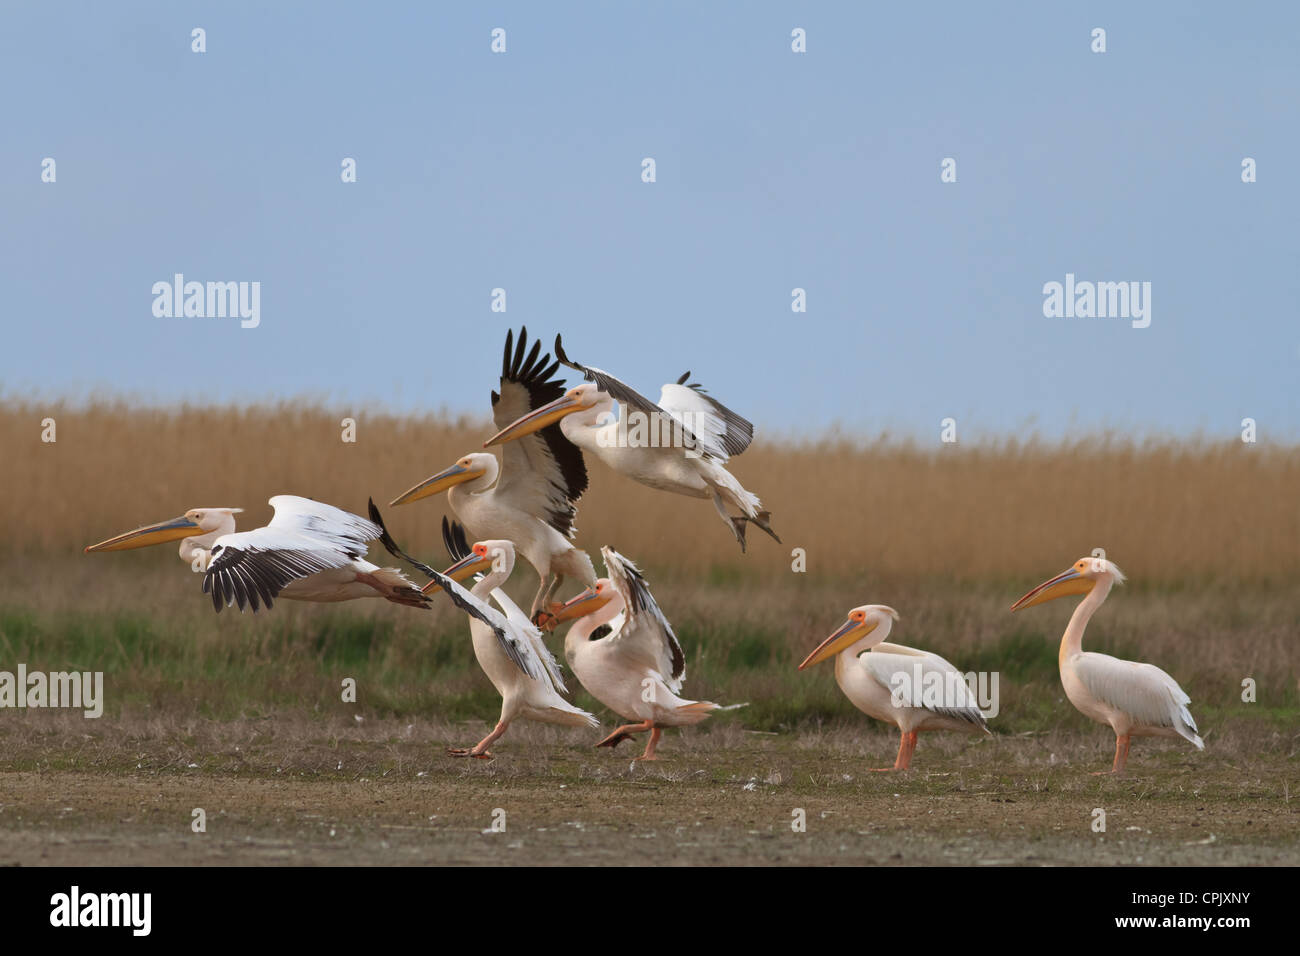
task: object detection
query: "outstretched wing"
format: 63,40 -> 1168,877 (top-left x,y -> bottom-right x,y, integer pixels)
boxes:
554,333 -> 716,460
367,498 -> 442,578
601,546 -> 686,692
490,586 -> 569,692
492,327 -> 588,538
658,374 -> 754,461
264,495 -> 380,553
365,500 -> 552,685
424,565 -> 548,682
201,496 -> 376,613
441,516 -> 472,563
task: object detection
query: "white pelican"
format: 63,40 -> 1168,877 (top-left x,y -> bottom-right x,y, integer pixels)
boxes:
84,496 -> 428,612
485,334 -> 779,552
1011,556 -> 1204,774
798,605 -> 989,770
390,328 -> 594,619
546,547 -> 737,760
370,506 -> 598,758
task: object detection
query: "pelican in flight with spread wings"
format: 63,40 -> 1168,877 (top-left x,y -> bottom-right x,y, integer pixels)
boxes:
369,504 -> 597,758
1011,555 -> 1203,774
798,605 -> 989,770
390,328 -> 594,620
486,334 -> 779,552
85,496 -> 428,612
546,546 -> 738,760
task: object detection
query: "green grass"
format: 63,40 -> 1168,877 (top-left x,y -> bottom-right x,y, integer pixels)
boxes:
1,573 -> 1295,737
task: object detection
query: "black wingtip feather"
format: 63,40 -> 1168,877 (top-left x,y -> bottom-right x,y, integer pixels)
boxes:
440,516 -> 472,563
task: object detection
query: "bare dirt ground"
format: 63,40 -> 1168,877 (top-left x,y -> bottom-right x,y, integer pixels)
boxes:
1,716 -> 1295,866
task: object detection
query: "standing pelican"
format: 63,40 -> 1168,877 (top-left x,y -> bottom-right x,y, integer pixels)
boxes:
546,547 -> 737,760
485,334 -> 779,551
370,506 -> 598,758
798,605 -> 989,770
1011,555 -> 1203,774
85,497 -> 428,611
390,328 -> 594,619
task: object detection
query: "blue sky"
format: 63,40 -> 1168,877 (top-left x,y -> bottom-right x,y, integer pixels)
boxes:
2,2 -> 1296,441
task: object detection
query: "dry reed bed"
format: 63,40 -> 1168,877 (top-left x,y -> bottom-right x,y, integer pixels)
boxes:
3,400 -> 1296,586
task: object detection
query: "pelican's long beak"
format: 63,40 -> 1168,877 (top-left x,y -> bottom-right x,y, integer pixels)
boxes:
390,463 -> 479,506
547,586 -> 613,625
420,550 -> 494,594
484,394 -> 581,447
798,617 -> 880,670
1010,567 -> 1093,611
84,515 -> 201,553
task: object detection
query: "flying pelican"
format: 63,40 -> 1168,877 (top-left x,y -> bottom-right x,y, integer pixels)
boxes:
84,496 -> 429,612
1011,555 -> 1204,774
369,504 -> 598,758
390,327 -> 594,620
798,605 -> 989,771
485,334 -> 779,552
545,547 -> 737,760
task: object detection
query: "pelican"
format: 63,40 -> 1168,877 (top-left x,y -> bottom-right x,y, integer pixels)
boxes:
485,334 -> 779,552
84,496 -> 428,612
545,547 -> 738,761
798,605 -> 989,771
369,505 -> 598,758
1011,556 -> 1204,774
390,327 -> 594,619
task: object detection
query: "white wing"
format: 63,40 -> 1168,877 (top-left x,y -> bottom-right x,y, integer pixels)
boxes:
1074,652 -> 1203,744
492,328 -> 588,538
601,547 -> 686,693
202,496 -> 379,612
362,505 -> 557,685
859,644 -> 988,731
657,376 -> 754,462
490,586 -> 569,692
264,495 -> 380,552
555,334 -> 723,461
421,567 -> 550,683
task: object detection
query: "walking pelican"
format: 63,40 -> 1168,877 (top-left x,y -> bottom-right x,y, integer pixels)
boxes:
390,328 -> 594,620
485,334 -> 779,551
545,546 -> 738,760
85,496 -> 429,612
369,504 -> 597,758
798,605 -> 989,770
1011,555 -> 1204,774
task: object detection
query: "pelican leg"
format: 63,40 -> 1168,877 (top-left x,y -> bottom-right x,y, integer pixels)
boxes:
749,510 -> 782,544
595,720 -> 653,749
634,727 -> 663,762
528,573 -> 554,622
711,491 -> 748,552
1093,734 -> 1131,775
356,571 -> 429,609
871,730 -> 917,771
448,721 -> 507,759
532,573 -> 565,627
